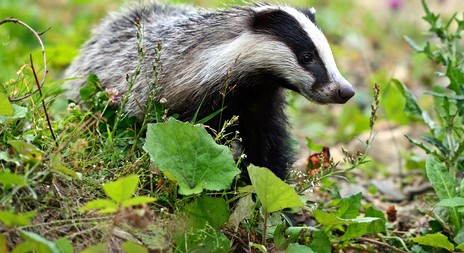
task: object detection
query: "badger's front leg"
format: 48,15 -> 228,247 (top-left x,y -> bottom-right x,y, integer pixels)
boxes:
235,86 -> 294,180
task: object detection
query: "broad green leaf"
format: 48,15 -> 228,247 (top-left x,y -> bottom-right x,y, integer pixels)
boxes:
55,238 -> 74,253
103,175 -> 139,203
436,197 -> 464,208
454,226 -> 464,245
122,241 -> 148,253
0,104 -> 27,124
248,165 -> 304,213
314,210 -> 379,227
8,140 -> 44,163
286,244 -> 314,253
50,154 -> 82,180
341,222 -> 371,240
365,206 -> 386,234
0,171 -> 26,187
0,211 -> 35,227
79,243 -> 106,253
143,119 -> 240,195
313,210 -> 349,227
273,223 -> 287,250
122,196 -> 157,208
426,157 -> 456,200
182,196 -> 229,229
308,230 -> 331,253
18,230 -> 60,253
175,225 -> 230,253
457,243 -> 464,251
334,193 -> 362,219
412,233 -> 454,251
0,92 -> 13,116
80,199 -> 117,214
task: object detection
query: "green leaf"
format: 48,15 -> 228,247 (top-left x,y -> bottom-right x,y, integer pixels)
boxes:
227,194 -> 255,231
393,79 -> 423,120
274,223 -> 288,250
79,243 -> 107,253
50,154 -> 82,180
0,211 -> 35,227
143,119 -> 240,195
8,140 -> 44,164
412,233 -> 454,251
308,230 -> 331,253
436,197 -> 464,208
426,157 -> 456,200
454,226 -> 464,245
457,243 -> 464,252
80,199 -> 117,214
182,196 -> 229,229
0,171 -> 27,187
175,225 -> 230,253
365,206 -> 386,234
404,36 -> 423,52
0,92 -> 13,116
18,230 -> 60,253
103,175 -> 139,203
334,193 -> 362,219
122,241 -> 148,253
55,238 -> 74,253
341,222 -> 371,241
286,244 -> 315,253
0,234 -> 7,253
0,104 -> 28,124
248,165 -> 304,213
313,210 -> 349,227
121,196 -> 157,208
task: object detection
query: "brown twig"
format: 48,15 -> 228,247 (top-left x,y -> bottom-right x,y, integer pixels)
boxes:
223,229 -> 250,252
0,17 -> 48,101
358,237 -> 408,253
30,54 -> 57,146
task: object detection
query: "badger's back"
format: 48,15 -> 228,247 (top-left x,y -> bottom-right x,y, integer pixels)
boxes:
65,3 -> 252,118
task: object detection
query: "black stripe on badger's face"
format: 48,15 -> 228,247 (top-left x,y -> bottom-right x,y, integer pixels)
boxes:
252,8 -> 329,88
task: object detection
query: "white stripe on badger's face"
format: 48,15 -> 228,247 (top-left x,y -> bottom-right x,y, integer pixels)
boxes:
280,6 -> 354,104
283,7 -> 350,84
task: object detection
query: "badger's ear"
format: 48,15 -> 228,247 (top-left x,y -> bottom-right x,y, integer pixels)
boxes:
299,7 -> 316,24
252,8 -> 297,33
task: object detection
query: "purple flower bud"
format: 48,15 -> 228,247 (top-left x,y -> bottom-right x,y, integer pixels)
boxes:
390,0 -> 402,10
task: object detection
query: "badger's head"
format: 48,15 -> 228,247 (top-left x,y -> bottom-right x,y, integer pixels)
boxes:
247,5 -> 355,104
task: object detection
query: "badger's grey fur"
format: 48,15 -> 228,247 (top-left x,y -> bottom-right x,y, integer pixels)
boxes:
65,2 -> 355,179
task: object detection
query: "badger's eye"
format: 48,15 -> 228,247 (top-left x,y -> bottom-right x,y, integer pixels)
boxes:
301,53 -> 313,64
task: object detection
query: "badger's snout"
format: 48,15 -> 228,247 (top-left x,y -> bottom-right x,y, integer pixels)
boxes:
336,86 -> 355,103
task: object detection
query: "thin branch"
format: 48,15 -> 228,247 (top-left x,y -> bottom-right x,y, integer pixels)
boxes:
0,17 -> 48,102
30,54 -> 57,146
358,237 -> 408,253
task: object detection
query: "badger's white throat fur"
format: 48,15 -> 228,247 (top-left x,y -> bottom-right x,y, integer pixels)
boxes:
65,3 -> 355,180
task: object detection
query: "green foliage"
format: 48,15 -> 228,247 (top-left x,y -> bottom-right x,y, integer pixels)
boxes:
181,196 -> 229,229
143,118 -> 240,195
395,0 -> 464,250
312,193 -> 386,248
412,233 -> 455,252
248,165 -> 304,213
81,175 -> 156,214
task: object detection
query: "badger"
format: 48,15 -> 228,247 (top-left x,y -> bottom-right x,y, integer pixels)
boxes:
64,2 -> 355,180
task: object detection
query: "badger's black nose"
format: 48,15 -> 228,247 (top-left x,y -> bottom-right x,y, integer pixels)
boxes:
337,86 -> 355,103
